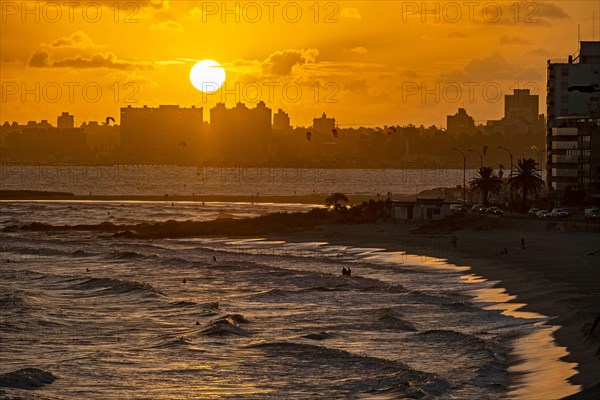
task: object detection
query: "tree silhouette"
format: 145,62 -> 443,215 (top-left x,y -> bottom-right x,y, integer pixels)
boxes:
469,166 -> 503,206
325,192 -> 349,211
509,158 -> 544,210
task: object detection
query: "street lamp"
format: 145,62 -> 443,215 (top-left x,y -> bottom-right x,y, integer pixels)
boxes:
468,149 -> 483,168
452,147 -> 466,203
498,146 -> 513,209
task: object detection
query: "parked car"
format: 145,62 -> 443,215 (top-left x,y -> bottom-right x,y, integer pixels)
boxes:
584,208 -> 600,220
528,208 -> 540,217
471,204 -> 485,214
450,204 -> 467,214
486,207 -> 504,216
536,210 -> 550,219
550,208 -> 571,218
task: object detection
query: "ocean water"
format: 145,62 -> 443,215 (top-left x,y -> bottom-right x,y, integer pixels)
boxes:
0,165 -> 480,196
0,201 -> 577,399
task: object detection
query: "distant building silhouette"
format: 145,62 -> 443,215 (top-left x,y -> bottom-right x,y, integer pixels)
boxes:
209,101 -> 272,161
2,115 -> 88,163
505,89 -> 539,123
312,112 -> 336,134
546,41 -> 600,200
273,108 -> 291,132
82,121 -> 120,157
120,105 -> 203,163
485,89 -> 545,136
446,108 -> 476,136
57,112 -> 74,130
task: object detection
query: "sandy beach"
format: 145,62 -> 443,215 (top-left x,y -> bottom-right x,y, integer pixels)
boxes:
265,220 -> 600,398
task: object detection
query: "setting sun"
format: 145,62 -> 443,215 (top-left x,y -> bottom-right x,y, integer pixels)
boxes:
190,59 -> 226,93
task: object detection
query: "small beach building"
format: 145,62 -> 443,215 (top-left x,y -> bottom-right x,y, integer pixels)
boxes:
391,198 -> 455,221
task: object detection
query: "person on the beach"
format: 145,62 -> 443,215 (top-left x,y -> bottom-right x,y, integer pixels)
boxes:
452,235 -> 458,247
521,238 -> 526,249
500,248 -> 508,254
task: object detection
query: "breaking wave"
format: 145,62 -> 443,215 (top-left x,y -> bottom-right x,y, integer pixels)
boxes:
71,277 -> 164,297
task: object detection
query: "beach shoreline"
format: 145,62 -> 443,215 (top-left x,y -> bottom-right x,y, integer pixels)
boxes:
2,198 -> 598,397
262,223 -> 600,397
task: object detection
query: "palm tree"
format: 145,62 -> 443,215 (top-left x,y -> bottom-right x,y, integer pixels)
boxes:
469,166 -> 503,206
509,158 -> 544,210
325,192 -> 349,211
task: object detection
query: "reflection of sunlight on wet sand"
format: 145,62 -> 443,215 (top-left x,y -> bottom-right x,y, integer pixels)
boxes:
507,324 -> 579,399
359,249 -> 581,399
464,287 -> 580,399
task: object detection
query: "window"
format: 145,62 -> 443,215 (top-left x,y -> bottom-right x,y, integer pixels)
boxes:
560,68 -> 569,77
561,95 -> 569,103
561,82 -> 568,90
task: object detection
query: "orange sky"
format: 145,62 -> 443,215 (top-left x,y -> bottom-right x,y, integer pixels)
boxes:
1,0 -> 599,127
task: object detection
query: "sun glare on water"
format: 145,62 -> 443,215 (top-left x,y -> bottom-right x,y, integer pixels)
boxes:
190,59 -> 226,93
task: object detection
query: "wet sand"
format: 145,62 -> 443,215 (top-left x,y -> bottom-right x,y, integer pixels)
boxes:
266,223 -> 600,398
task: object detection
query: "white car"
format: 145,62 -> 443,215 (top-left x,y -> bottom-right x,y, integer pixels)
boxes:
550,208 -> 570,218
536,210 -> 551,219
584,208 -> 600,220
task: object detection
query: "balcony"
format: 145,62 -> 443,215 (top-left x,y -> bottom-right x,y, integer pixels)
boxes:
552,141 -> 578,150
552,127 -> 578,136
552,155 -> 577,163
552,168 -> 578,178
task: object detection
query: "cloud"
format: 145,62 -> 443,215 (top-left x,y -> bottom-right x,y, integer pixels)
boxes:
341,7 -> 361,20
30,50 -> 154,70
499,36 -> 530,45
151,20 -> 183,31
399,69 -> 419,78
29,33 -> 153,70
185,7 -> 203,20
440,53 -> 541,82
345,47 -> 368,54
536,1 -> 569,20
2,57 -> 25,66
38,0 -> 169,8
423,32 -> 468,40
345,80 -> 368,93
50,31 -> 101,49
261,49 -> 319,76
528,48 -> 551,57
